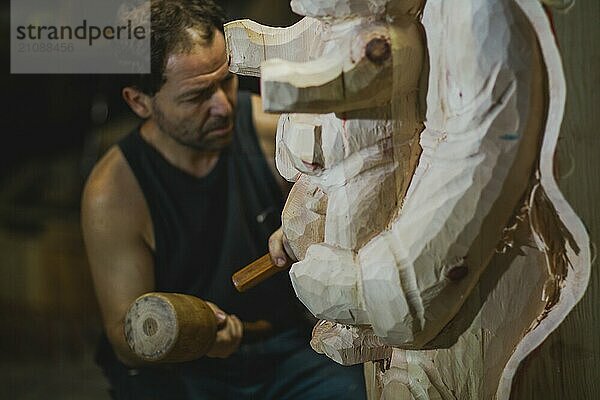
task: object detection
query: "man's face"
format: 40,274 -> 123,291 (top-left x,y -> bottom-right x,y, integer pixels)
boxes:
151,30 -> 238,151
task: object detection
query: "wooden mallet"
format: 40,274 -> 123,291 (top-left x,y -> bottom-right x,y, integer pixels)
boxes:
124,292 -> 218,363
124,250 -> 290,363
124,291 -> 277,363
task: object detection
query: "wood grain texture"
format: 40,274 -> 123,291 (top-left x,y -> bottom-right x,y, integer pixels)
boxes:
124,293 -> 217,363
311,320 -> 393,366
232,253 -> 284,292
511,2 -> 600,398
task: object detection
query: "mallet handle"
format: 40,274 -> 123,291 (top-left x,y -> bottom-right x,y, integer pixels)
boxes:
232,253 -> 285,292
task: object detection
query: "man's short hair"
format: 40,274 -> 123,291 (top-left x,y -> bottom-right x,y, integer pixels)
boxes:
132,0 -> 226,95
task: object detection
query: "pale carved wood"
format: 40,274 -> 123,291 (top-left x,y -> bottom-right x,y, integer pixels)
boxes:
225,0 -> 591,398
310,320 -> 393,366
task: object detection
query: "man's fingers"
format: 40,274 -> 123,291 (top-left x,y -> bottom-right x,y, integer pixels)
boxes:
219,315 -> 242,357
205,301 -> 227,327
206,312 -> 245,358
268,229 -> 289,267
282,234 -> 298,262
231,314 -> 243,343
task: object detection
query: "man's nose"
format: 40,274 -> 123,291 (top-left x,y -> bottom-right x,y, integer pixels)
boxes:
209,87 -> 232,117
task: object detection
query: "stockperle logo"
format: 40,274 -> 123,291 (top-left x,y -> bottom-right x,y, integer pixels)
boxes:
11,0 -> 150,74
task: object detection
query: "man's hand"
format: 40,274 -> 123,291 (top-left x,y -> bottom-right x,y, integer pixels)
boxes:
268,227 -> 297,267
205,302 -> 243,358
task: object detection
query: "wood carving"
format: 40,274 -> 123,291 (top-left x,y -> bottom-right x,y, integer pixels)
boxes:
225,0 -> 591,398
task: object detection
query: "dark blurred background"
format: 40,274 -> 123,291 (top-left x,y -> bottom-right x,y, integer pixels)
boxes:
1,1 -> 599,399
0,2 -> 299,398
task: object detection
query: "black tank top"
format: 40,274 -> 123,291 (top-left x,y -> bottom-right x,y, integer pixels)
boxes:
118,90 -> 302,327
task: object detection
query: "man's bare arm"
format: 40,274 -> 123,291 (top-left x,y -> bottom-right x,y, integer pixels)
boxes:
250,95 -> 297,267
82,147 -> 244,365
81,147 -> 155,367
251,94 -> 292,196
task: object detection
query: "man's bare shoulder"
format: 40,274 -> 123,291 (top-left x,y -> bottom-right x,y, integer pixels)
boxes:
82,145 -> 148,231
249,94 -> 291,195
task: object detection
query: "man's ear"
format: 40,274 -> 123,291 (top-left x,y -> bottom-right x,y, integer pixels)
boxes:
122,87 -> 153,119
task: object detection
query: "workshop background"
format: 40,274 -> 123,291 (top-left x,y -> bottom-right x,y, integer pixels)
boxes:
1,1 -> 598,399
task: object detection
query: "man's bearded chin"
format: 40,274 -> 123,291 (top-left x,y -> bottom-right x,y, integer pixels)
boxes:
192,116 -> 234,151
202,116 -> 232,135
158,116 -> 234,151
178,129 -> 234,152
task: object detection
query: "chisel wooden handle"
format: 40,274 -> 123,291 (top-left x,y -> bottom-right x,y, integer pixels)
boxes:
232,253 -> 286,292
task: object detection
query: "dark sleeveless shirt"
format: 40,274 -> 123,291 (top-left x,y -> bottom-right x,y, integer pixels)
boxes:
117,91 -> 302,325
95,92 -> 310,378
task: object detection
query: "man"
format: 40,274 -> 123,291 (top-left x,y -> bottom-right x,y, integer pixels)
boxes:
81,0 -> 366,399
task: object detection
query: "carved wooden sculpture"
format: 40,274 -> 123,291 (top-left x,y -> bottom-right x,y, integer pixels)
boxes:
226,0 -> 590,398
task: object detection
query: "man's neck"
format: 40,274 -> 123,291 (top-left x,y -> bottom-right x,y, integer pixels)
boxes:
140,120 -> 220,178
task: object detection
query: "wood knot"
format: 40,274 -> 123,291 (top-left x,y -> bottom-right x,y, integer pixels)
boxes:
366,38 -> 391,65
446,265 -> 469,281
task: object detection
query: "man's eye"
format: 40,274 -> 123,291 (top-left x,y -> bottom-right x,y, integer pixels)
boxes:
184,90 -> 212,103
